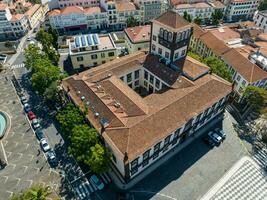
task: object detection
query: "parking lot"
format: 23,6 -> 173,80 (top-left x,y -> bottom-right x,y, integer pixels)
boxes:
129,112 -> 248,200
0,73 -> 62,199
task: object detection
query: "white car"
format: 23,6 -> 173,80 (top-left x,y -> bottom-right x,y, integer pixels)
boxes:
90,175 -> 104,190
32,118 -> 40,129
40,138 -> 50,152
20,95 -> 27,104
24,103 -> 31,112
27,37 -> 31,41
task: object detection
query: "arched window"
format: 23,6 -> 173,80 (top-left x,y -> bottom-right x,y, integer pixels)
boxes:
176,33 -> 181,42
160,28 -> 164,37
163,30 -> 168,40
182,31 -> 186,40
168,32 -> 173,42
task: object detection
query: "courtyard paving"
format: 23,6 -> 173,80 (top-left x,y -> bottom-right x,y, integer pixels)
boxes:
0,73 -> 62,199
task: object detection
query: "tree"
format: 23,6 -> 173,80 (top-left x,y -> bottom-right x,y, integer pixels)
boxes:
259,0 -> 267,10
203,57 -> 232,82
183,11 -> 192,22
48,25 -> 59,50
126,16 -> 139,27
0,63 -> 4,72
10,185 -> 51,200
44,81 -> 61,102
243,86 -> 267,110
211,10 -> 223,26
56,103 -> 84,135
68,125 -> 99,162
24,44 -> 46,71
36,29 -> 53,50
31,65 -> 62,94
188,51 -> 203,62
194,16 -> 202,25
87,143 -> 111,174
46,48 -> 59,66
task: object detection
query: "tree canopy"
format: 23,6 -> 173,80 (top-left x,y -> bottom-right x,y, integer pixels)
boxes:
183,11 -> 192,22
259,0 -> 267,10
194,16 -> 202,25
243,86 -> 267,110
211,10 -> 223,26
203,57 -> 232,82
126,16 -> 139,27
10,185 -> 51,200
24,44 -> 46,71
56,103 -> 84,136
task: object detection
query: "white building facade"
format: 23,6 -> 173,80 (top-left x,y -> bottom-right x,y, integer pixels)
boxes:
254,10 -> 267,33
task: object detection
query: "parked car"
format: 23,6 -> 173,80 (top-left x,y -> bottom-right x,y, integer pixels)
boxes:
208,131 -> 222,145
27,37 -> 31,41
27,111 -> 36,120
40,138 -> 50,152
33,28 -> 38,33
24,103 -> 31,112
47,150 -> 57,166
215,128 -> 226,139
202,136 -> 215,147
32,118 -> 40,129
90,175 -> 104,190
35,128 -> 45,140
20,95 -> 27,104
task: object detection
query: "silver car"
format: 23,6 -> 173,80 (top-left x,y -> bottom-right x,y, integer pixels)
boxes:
40,138 -> 50,152
32,119 -> 40,129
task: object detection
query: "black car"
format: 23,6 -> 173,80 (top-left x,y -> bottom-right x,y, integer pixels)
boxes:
47,150 -> 58,167
202,136 -> 215,147
35,128 -> 45,140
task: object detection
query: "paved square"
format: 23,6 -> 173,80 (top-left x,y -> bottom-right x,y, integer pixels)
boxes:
201,156 -> 267,200
0,74 -> 62,199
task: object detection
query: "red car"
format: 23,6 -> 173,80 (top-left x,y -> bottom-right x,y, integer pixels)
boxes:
27,111 -> 36,120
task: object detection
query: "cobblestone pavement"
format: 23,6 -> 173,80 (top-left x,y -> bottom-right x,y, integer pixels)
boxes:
0,73 -> 62,200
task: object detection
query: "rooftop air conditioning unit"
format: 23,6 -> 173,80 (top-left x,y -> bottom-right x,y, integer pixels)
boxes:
81,96 -> 85,101
114,102 -> 121,108
95,112 -> 100,117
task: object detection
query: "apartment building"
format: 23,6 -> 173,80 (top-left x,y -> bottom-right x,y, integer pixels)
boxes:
254,10 -> 267,33
58,0 -> 100,8
133,0 -> 166,23
62,11 -> 232,188
69,33 -> 118,69
190,25 -> 267,95
124,25 -> 150,53
25,4 -> 47,29
172,1 -> 225,23
224,0 -> 259,22
48,6 -> 108,33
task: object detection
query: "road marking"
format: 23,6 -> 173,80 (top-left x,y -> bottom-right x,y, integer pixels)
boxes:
2,140 -> 8,146
24,143 -> 29,150
15,178 -> 21,186
6,151 -> 12,158
0,141 -> 8,164
131,190 -> 177,200
10,163 -> 16,169
17,153 -> 23,160
34,167 -> 40,174
23,165 -> 28,173
2,176 -> 8,183
13,141 -> 18,148
11,63 -> 25,69
28,154 -> 34,161
6,191 -> 13,198
26,180 -> 33,187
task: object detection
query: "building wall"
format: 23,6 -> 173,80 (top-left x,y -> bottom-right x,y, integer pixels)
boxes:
58,0 -> 100,9
125,34 -> 149,53
27,5 -> 45,28
225,0 -> 259,22
254,11 -> 267,33
70,48 -> 118,69
128,95 -> 229,179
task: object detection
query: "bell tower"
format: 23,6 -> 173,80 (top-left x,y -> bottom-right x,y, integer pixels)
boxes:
150,11 -> 193,71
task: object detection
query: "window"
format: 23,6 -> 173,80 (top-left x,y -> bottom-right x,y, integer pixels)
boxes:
127,73 -> 132,82
101,53 -> 105,58
149,74 -> 154,84
153,142 -> 161,159
144,81 -> 148,87
93,62 -> 97,66
77,56 -> 83,61
112,154 -> 117,163
165,52 -> 170,59
175,52 -> 179,59
120,76 -> 124,81
153,35 -> 156,41
134,70 -> 139,79
144,71 -> 148,80
163,30 -> 168,40
158,48 -> 162,55
242,80 -> 246,86
155,78 -> 160,88
160,28 -> 164,37
236,75 -> 241,81
102,61 -> 106,64
168,32 -> 173,42
163,135 -> 171,152
131,158 -> 138,175
181,49 -> 186,56
108,52 -> 114,57
91,54 -> 97,59
79,64 -> 84,68
142,149 -> 150,167
134,80 -> 139,86
152,44 -> 155,51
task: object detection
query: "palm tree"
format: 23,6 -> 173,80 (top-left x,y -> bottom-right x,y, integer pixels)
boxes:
10,185 -> 51,200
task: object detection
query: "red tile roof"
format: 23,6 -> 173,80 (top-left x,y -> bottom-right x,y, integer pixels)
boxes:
124,25 -> 151,43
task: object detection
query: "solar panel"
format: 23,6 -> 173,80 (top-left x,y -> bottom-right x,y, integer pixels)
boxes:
92,34 -> 99,45
87,34 -> 92,45
75,37 -> 80,48
81,35 -> 86,46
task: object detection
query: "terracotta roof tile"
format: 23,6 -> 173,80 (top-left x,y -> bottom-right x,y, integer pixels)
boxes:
116,1 -> 136,12
10,14 -> 24,21
124,25 -> 151,43
221,48 -> 267,82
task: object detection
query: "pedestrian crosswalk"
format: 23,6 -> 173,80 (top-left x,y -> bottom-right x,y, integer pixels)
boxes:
74,172 -> 111,200
252,147 -> 267,168
11,63 -> 25,69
